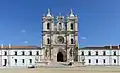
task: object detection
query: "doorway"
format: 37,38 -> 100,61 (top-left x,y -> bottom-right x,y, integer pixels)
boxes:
57,52 -> 63,62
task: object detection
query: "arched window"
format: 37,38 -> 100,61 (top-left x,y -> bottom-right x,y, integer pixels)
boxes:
47,23 -> 50,29
47,38 -> 50,44
70,23 -> 73,30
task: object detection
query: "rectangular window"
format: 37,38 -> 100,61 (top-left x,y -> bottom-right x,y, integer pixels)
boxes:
88,51 -> 91,56
22,59 -> 24,63
96,59 -> 98,63
29,51 -> 32,55
114,59 -> 116,63
4,51 -> 7,55
96,51 -> 98,55
36,51 -> 39,55
29,59 -> 32,63
103,51 -> 106,56
103,59 -> 106,63
15,59 -> 17,64
15,51 -> 17,55
113,51 -> 116,56
4,59 -> 7,66
81,51 -> 84,56
22,51 -> 25,55
88,59 -> 91,63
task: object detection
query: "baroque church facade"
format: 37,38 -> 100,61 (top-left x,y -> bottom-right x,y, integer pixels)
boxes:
1,9 -> 120,67
42,9 -> 79,62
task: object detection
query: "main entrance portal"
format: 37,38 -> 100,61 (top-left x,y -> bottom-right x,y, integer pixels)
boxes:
57,52 -> 63,62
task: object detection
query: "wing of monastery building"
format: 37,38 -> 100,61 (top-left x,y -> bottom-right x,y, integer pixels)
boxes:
0,44 -> 43,67
78,45 -> 120,66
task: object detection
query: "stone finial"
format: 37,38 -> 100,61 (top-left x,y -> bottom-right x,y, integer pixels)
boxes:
69,9 -> 74,17
59,13 -> 61,16
47,8 -> 51,16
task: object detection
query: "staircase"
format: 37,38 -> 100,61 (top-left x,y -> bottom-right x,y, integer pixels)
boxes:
35,61 -> 85,68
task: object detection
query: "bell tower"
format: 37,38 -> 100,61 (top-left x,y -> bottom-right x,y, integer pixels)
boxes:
66,9 -> 78,62
42,9 -> 54,61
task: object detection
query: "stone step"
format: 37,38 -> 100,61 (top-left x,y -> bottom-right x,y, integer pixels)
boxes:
72,62 -> 85,67
35,61 -> 85,68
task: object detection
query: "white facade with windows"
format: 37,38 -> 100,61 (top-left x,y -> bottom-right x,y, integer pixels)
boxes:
78,46 -> 120,66
0,44 -> 43,67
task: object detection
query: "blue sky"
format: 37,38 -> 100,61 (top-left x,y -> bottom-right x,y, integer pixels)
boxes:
0,0 -> 120,47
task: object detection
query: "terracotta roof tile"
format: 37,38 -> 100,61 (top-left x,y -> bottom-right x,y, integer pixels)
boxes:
80,45 -> 120,50
0,46 -> 40,49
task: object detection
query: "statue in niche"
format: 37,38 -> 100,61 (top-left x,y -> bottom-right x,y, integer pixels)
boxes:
69,48 -> 72,57
58,23 -> 62,31
45,49 -> 48,57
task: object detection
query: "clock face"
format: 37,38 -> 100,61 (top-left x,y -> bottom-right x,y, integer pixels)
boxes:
57,36 -> 64,44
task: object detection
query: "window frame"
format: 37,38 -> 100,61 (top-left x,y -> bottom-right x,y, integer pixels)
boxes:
88,51 -> 91,56
113,51 -> 116,56
29,59 -> 32,63
14,51 -> 17,55
15,59 -> 17,64
96,59 -> 98,63
36,51 -> 39,55
81,51 -> 84,56
88,59 -> 91,63
114,59 -> 116,63
22,59 -> 24,63
29,51 -> 32,55
103,51 -> 106,56
96,51 -> 98,55
22,51 -> 25,55
4,51 -> 7,55
103,59 -> 106,63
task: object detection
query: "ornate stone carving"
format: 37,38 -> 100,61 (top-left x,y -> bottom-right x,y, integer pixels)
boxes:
56,36 -> 64,44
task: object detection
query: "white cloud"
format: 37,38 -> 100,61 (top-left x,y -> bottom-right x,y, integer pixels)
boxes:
81,37 -> 87,40
24,41 -> 28,44
21,29 -> 26,33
